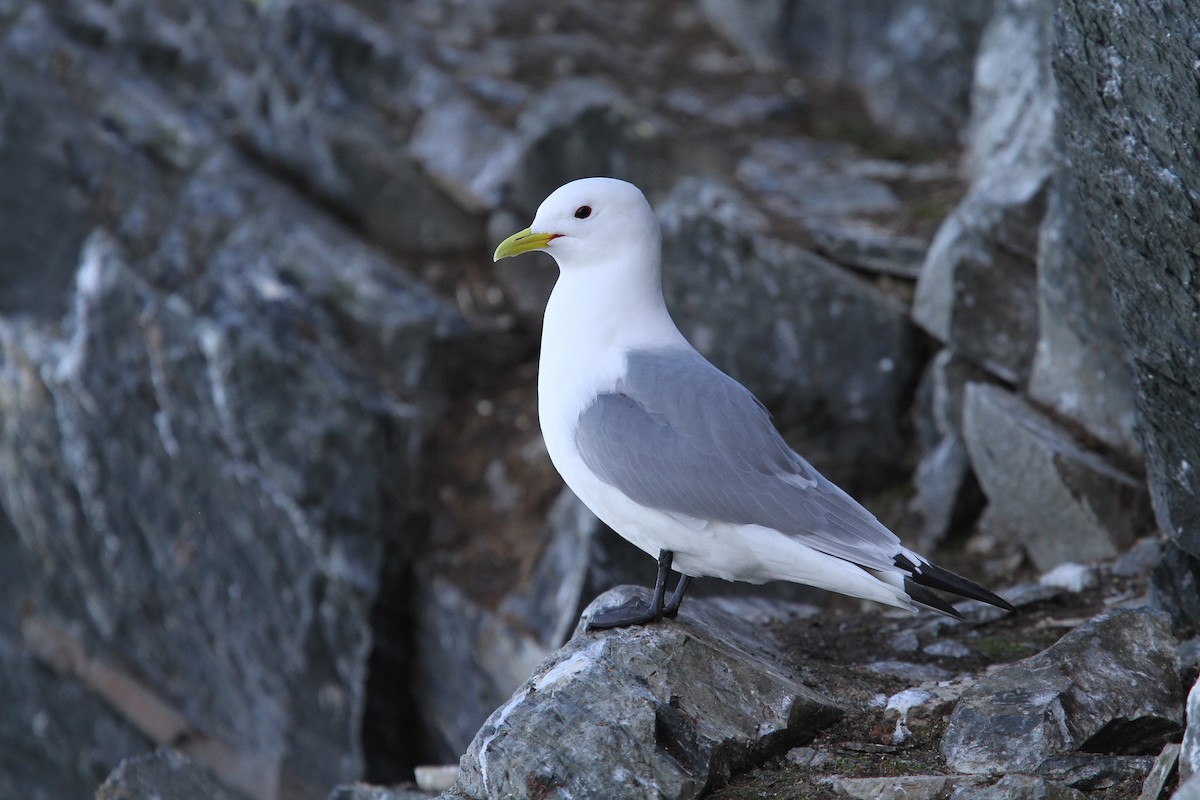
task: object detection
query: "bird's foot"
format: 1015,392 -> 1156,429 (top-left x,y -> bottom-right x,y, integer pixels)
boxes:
585,598 -> 662,630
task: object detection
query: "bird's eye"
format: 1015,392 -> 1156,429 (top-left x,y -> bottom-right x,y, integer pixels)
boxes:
574,206 -> 592,219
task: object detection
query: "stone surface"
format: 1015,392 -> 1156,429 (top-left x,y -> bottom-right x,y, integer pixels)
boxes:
96,750 -> 243,800
1053,0 -> 1200,559
952,774 -> 1085,799
449,587 -> 843,800
1037,753 -> 1154,791
823,774 -> 987,799
941,608 -> 1182,774
1028,174 -> 1140,458
962,382 -> 1149,569
1151,544 -> 1200,636
328,786 -> 434,800
785,0 -> 995,145
1182,677 -> 1200,783
659,179 -> 919,490
414,491 -> 600,762
913,0 -> 1058,384
0,155 -> 464,798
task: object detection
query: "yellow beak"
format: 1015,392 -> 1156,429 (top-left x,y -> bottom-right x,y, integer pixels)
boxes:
493,228 -> 557,262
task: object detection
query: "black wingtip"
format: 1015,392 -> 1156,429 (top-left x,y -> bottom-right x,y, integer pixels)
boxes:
896,555 -> 1016,612
903,579 -> 965,618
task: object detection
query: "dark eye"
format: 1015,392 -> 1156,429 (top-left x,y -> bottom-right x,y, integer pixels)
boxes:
574,205 -> 592,219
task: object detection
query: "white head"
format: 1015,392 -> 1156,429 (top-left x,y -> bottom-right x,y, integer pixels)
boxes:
493,178 -> 661,274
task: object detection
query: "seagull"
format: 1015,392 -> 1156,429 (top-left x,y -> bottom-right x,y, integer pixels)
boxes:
494,177 -> 1013,630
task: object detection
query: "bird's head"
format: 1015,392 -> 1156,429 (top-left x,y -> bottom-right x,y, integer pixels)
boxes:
493,177 -> 661,272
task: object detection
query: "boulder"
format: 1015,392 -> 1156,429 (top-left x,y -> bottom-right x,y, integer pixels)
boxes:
659,179 -> 919,490
1053,0 -> 1200,559
447,588 -> 843,800
941,608 -> 1182,774
962,382 -> 1149,569
96,750 -> 242,800
784,0 -> 995,145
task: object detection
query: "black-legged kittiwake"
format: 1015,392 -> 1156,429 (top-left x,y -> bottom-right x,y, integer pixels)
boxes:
493,177 -> 1013,630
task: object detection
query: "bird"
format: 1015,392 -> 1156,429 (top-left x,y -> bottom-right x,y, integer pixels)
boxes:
493,177 -> 1013,630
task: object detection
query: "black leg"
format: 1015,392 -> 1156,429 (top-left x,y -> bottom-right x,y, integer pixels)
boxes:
587,549 -> 690,630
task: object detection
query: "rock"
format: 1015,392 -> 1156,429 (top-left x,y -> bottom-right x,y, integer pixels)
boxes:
823,774 -> 988,799
736,138 -> 902,222
96,750 -> 242,800
504,77 -> 680,221
1053,0 -> 1200,560
962,382 -> 1149,569
1135,744 -> 1181,800
449,587 -> 843,800
0,149 -> 465,799
1182,677 -> 1200,783
409,98 -> 521,213
1180,778 -> 1200,800
1027,175 -> 1140,458
696,0 -> 788,69
784,0 -> 995,145
1114,538 -> 1164,579
329,786 -> 433,800
1037,753 -> 1154,791
941,608 -> 1182,774
913,0 -> 1059,384
808,221 -> 928,280
659,179 -> 918,490
951,774 -> 1085,799
1150,544 -> 1200,636
414,491 -> 601,761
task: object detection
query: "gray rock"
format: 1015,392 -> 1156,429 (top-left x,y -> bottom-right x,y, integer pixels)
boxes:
824,774 -> 988,799
1137,744 -> 1180,800
1053,0 -> 1200,560
414,491 -> 601,761
1114,538 -> 1164,579
505,77 -> 680,220
1150,544 -> 1200,635
1037,753 -> 1154,791
0,150 -> 464,799
809,221 -> 928,280
1179,776 -> 1200,800
696,0 -> 788,69
450,587 -> 843,800
329,786 -> 434,800
950,774 -> 1085,800
962,382 -> 1149,569
409,98 -> 521,213
659,179 -> 919,490
1182,677 -> 1200,783
941,608 -> 1182,774
96,750 -> 243,800
785,0 -> 995,145
736,138 -> 902,222
913,0 -> 1059,384
1027,175 -> 1140,458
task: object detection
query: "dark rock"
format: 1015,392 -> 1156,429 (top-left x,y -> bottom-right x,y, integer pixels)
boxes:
785,0 -> 995,145
329,785 -> 434,800
0,153 -> 463,798
414,491 -> 601,762
1037,753 -> 1154,790
913,0 -> 1059,384
1150,543 -> 1200,636
1113,538 -> 1163,579
1053,0 -> 1200,560
448,587 -> 843,800
696,0 -> 787,69
941,608 -> 1182,774
96,750 -> 243,800
962,382 -> 1149,569
808,221 -> 928,280
659,179 -> 919,490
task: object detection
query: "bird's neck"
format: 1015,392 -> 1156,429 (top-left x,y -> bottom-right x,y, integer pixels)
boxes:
541,259 -> 685,362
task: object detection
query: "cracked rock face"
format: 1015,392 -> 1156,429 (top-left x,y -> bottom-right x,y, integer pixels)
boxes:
448,588 -> 843,800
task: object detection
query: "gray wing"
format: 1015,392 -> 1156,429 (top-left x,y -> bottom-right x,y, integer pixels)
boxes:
574,347 -> 902,571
